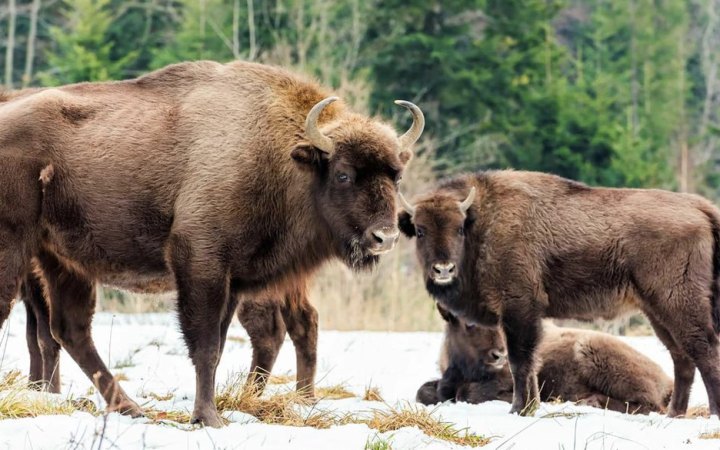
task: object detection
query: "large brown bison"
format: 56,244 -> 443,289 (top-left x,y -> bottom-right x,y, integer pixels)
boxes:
0,60 -> 424,426
417,304 -> 672,414
399,170 -> 720,417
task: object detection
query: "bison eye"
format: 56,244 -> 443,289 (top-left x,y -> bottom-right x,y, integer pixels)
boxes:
458,226 -> 464,236
336,173 -> 349,183
416,227 -> 425,238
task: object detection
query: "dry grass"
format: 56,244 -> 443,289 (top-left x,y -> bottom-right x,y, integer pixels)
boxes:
359,403 -> 490,447
700,430 -> 720,439
215,374 -> 343,428
363,385 -> 384,402
144,408 -> 193,424
268,373 -> 295,385
0,371 -> 86,420
686,405 -> 710,418
316,384 -> 356,400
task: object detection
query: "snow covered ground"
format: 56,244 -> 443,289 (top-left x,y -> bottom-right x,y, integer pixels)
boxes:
0,308 -> 719,449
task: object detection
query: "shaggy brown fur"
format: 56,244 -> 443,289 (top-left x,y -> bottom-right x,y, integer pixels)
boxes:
417,309 -> 673,414
400,170 -> 720,417
237,281 -> 319,397
21,272 -> 61,393
0,60 -> 423,426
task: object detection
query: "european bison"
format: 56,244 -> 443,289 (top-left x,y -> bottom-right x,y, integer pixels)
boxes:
0,60 -> 424,426
417,305 -> 672,414
399,170 -> 720,417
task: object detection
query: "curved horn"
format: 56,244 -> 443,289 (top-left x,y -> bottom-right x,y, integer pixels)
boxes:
394,100 -> 425,150
398,191 -> 416,216
459,187 -> 476,213
305,96 -> 338,153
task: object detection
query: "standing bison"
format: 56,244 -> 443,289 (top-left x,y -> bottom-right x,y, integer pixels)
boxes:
0,60 -> 424,426
399,170 -> 720,417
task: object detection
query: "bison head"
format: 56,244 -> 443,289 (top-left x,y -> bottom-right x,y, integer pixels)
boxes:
437,303 -> 507,371
397,186 -> 475,291
291,97 -> 424,270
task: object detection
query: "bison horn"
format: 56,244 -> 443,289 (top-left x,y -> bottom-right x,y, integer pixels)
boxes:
305,96 -> 338,153
394,100 -> 425,150
398,191 -> 416,216
459,187 -> 476,213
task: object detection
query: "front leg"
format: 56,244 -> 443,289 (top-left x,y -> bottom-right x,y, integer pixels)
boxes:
437,364 -> 464,402
169,234 -> 236,428
503,313 -> 541,415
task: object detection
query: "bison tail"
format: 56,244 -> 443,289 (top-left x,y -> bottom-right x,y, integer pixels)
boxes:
702,206 -> 720,335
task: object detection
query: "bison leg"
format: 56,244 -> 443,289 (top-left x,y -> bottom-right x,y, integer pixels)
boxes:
644,312 -> 694,416
237,298 -> 286,396
169,235 -> 236,428
25,273 -> 61,393
671,323 -> 720,416
281,291 -> 318,397
503,314 -> 541,415
23,292 -> 43,386
416,379 -> 441,405
38,250 -> 141,416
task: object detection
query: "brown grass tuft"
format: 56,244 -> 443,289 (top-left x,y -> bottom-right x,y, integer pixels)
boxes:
686,405 -> 710,418
359,404 -> 490,447
215,374 -> 342,428
144,408 -> 193,424
700,430 -> 720,439
268,373 -> 295,385
363,385 -> 384,402
316,384 -> 356,400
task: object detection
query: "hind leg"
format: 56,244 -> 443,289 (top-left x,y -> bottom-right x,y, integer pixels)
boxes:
237,297 -> 286,395
281,287 -> 318,397
38,250 -> 141,416
644,311 -> 694,416
23,292 -> 42,386
24,272 -> 61,393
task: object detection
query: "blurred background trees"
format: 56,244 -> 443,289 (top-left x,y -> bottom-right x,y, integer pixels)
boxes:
1,0 -> 719,331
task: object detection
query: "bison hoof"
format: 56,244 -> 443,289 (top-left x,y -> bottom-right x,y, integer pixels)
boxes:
510,399 -> 539,416
112,399 -> 144,418
191,408 -> 225,428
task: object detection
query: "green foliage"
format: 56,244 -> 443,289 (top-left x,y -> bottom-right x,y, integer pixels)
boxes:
1,0 -> 717,195
39,0 -> 137,84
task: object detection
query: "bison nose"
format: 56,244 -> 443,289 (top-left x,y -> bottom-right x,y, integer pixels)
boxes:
369,228 -> 399,255
432,262 -> 456,277
488,349 -> 508,367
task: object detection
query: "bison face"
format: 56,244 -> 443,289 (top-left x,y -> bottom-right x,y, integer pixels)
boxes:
291,97 -> 424,270
437,303 -> 508,371
397,187 -> 476,291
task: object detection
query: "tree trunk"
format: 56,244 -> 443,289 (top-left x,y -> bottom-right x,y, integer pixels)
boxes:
22,0 -> 41,87
5,0 -> 16,88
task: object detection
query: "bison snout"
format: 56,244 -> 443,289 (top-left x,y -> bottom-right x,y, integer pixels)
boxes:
487,349 -> 508,368
368,228 -> 400,255
431,262 -> 456,284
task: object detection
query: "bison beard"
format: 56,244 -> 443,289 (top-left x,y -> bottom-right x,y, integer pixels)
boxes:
0,60 -> 424,427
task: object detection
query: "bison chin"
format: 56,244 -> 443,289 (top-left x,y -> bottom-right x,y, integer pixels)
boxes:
425,277 -> 461,305
341,236 -> 380,271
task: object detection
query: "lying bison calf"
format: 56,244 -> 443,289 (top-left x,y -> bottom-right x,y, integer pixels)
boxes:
417,304 -> 672,414
399,170 -> 720,416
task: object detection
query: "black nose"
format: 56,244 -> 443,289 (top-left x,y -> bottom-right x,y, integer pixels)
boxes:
432,262 -> 455,277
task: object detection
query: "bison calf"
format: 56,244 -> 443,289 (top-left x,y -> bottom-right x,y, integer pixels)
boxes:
417,304 -> 672,414
400,170 -> 720,416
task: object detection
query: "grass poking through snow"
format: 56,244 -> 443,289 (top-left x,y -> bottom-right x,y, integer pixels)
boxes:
360,403 -> 490,447
316,384 -> 356,400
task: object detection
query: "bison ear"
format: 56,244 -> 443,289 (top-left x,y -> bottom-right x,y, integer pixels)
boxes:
398,211 -> 415,238
291,143 -> 329,169
436,302 -> 458,325
399,150 -> 413,165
